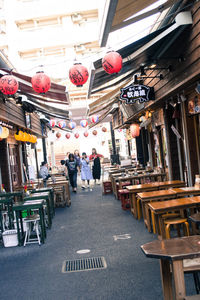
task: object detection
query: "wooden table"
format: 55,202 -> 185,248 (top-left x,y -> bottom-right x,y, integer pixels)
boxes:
141,236 -> 200,300
13,200 -> 46,246
116,172 -> 166,190
148,196 -> 200,239
47,180 -> 71,206
137,190 -> 177,232
137,186 -> 200,233
126,180 -> 185,218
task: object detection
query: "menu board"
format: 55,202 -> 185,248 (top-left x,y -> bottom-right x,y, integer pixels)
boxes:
188,95 -> 200,115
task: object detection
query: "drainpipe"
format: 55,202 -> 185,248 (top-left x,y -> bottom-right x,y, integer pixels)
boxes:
180,102 -> 193,186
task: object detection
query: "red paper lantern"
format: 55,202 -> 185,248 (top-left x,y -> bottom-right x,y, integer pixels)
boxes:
102,51 -> 122,74
0,75 -> 19,95
65,133 -> 70,139
90,115 -> 99,123
69,63 -> 89,87
56,132 -> 61,138
49,119 -> 56,127
84,131 -> 89,137
92,130 -> 97,136
130,124 -> 140,138
102,127 -> 107,132
74,133 -> 79,139
31,72 -> 51,94
58,120 -> 66,129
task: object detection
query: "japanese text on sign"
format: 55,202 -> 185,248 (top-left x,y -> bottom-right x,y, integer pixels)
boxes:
120,84 -> 154,105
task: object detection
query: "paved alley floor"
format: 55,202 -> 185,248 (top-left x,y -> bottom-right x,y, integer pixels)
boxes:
0,185 -> 196,300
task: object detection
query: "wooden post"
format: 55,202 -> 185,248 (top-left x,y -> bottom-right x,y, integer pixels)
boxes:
160,259 -> 173,300
172,260 -> 186,300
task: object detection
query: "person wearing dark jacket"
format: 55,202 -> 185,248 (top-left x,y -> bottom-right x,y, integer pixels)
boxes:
65,154 -> 78,192
89,148 -> 103,184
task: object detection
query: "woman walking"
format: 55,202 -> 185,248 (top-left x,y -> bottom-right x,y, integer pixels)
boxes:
65,154 -> 78,192
89,148 -> 103,184
80,152 -> 93,191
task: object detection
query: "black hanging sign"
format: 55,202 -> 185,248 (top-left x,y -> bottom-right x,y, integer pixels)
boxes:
120,84 -> 155,104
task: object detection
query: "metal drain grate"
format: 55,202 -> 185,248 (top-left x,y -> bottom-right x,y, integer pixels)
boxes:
62,257 -> 107,273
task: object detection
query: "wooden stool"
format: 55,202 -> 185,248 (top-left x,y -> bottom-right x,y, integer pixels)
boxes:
117,182 -> 131,199
118,189 -> 131,211
164,218 -> 190,239
54,186 -> 67,208
103,181 -> 112,194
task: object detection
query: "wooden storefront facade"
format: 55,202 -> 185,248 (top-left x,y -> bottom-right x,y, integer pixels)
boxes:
112,1 -> 200,186
0,99 -> 43,191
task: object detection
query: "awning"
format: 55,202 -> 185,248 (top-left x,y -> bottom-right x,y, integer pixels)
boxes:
89,11 -> 192,97
0,69 -> 69,103
88,78 -> 132,116
21,98 -> 70,120
99,0 -> 178,46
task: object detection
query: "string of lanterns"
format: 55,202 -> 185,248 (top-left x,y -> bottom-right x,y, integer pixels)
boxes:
54,125 -> 109,140
0,51 -> 122,97
0,126 -> 9,139
49,115 -> 100,130
14,130 -> 37,143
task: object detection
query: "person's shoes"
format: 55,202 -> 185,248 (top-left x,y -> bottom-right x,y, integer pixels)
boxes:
97,181 -> 101,185
73,188 -> 77,193
90,188 -> 93,191
81,186 -> 86,189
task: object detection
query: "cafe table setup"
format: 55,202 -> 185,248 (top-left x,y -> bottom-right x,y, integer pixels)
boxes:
112,172 -> 167,198
148,196 -> 200,240
141,235 -> 200,300
126,180 -> 185,218
0,185 -> 61,247
137,186 -> 200,233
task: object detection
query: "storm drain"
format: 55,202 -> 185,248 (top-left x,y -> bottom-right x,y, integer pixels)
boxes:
62,257 -> 107,273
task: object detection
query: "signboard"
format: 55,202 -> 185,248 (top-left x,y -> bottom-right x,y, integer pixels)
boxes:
188,95 -> 200,115
120,84 -> 154,105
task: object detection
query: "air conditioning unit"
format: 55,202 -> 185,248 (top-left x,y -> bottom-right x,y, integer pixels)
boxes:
71,13 -> 82,23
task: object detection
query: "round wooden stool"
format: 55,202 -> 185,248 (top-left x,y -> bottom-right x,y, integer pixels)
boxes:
164,217 -> 190,239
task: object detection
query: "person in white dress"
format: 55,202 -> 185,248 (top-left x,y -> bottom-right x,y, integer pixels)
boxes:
80,152 -> 93,191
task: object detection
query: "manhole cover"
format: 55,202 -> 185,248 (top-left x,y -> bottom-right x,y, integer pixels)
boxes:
62,257 -> 107,273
